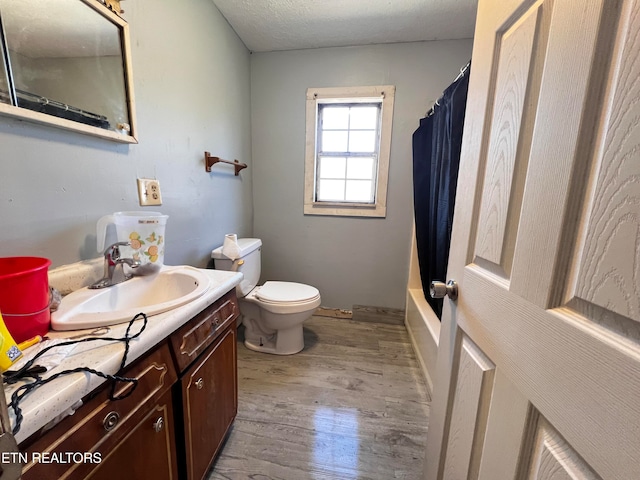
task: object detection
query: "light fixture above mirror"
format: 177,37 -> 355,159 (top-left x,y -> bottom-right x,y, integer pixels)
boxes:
0,0 -> 137,143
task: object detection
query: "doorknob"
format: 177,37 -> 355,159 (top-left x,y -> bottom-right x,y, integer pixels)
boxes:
430,280 -> 458,300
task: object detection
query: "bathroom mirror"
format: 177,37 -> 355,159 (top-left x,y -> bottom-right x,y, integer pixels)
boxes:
0,0 -> 137,143
0,36 -> 10,106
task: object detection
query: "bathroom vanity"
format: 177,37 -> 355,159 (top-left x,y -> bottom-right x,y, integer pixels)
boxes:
8,268 -> 242,480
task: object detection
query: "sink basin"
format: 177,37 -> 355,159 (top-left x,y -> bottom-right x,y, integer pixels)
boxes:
51,266 -> 211,331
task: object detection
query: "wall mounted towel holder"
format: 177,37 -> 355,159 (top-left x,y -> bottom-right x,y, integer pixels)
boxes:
204,151 -> 247,176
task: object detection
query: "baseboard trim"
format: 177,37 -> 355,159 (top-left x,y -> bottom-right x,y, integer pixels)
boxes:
314,307 -> 353,319
352,305 -> 405,325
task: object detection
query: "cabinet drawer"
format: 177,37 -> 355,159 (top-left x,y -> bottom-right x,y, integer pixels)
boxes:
169,289 -> 238,372
22,342 -> 177,480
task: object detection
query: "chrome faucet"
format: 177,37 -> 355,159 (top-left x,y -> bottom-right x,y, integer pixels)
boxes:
89,241 -> 141,289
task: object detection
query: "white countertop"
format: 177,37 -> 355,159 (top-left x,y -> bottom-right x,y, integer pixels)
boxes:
4,267 -> 242,444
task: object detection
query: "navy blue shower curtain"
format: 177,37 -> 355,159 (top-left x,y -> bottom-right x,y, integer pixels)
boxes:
412,66 -> 470,319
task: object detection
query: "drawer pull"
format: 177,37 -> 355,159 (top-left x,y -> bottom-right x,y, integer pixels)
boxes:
103,411 -> 120,432
195,378 -> 204,390
153,416 -> 164,433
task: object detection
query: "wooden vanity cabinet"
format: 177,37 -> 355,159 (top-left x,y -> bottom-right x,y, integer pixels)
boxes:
18,288 -> 239,480
170,289 -> 239,480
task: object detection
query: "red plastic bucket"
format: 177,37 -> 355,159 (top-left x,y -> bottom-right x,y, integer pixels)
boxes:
0,257 -> 51,343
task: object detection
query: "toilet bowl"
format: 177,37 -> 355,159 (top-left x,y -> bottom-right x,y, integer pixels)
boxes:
241,282 -> 320,354
212,239 -> 321,355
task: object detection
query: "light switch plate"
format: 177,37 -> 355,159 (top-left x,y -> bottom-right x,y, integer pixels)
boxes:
137,178 -> 162,206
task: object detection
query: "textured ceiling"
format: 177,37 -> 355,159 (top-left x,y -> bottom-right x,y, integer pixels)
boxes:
211,0 -> 478,52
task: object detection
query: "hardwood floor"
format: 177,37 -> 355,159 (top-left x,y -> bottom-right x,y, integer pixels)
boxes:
208,315 -> 430,479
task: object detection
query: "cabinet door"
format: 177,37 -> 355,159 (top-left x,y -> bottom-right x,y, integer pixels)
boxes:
87,390 -> 179,480
180,327 -> 237,480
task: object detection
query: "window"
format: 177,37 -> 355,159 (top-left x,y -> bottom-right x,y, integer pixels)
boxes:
304,85 -> 395,217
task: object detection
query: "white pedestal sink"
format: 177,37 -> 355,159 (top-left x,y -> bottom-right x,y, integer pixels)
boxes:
51,266 -> 211,330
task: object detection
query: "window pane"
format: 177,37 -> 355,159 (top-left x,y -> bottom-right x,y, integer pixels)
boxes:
349,106 -> 378,129
348,131 -> 376,153
322,131 -> 348,152
319,157 -> 346,179
322,107 -> 349,129
346,157 -> 374,180
346,180 -> 373,202
317,179 -> 345,201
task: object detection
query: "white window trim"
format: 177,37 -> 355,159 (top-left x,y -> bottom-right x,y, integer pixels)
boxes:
304,85 -> 395,218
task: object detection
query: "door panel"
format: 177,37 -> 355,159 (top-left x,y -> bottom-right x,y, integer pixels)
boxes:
463,270 -> 640,479
522,416 -> 601,480
572,0 -> 640,323
474,1 -> 545,277
477,370 -> 529,480
443,337 -> 495,480
508,0 -> 615,308
425,1 -> 640,479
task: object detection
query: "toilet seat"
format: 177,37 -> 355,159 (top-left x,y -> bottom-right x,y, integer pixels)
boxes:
246,281 -> 321,314
257,281 -> 320,303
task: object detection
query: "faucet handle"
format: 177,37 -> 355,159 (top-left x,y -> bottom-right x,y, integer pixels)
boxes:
107,242 -> 141,269
107,241 -> 130,250
91,242 -> 139,289
104,241 -> 130,259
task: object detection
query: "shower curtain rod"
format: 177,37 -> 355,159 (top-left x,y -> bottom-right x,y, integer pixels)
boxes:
426,60 -> 471,117
453,60 -> 471,83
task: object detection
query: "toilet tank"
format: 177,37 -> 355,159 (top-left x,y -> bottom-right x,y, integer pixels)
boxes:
211,238 -> 262,297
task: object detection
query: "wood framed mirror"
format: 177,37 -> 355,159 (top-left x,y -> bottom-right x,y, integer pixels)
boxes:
0,0 -> 137,143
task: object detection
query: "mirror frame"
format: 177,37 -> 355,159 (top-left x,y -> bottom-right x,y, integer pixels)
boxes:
0,0 -> 137,143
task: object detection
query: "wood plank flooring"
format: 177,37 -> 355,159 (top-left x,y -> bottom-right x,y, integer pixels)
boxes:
208,315 -> 430,479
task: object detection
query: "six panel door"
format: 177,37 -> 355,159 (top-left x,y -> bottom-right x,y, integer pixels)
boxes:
425,1 -> 640,479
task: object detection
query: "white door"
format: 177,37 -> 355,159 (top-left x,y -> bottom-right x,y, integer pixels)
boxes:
424,0 -> 640,479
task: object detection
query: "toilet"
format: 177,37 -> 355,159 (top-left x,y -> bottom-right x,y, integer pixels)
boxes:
211,238 -> 321,355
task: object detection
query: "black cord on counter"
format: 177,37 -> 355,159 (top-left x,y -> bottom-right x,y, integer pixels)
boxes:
5,312 -> 148,435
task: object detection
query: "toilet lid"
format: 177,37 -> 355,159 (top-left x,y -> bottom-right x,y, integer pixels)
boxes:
257,281 -> 320,303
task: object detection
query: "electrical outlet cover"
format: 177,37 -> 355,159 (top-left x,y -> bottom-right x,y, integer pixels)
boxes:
137,178 -> 162,206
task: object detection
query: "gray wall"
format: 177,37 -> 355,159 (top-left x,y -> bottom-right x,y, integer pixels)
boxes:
251,40 -> 473,310
0,0 -> 252,268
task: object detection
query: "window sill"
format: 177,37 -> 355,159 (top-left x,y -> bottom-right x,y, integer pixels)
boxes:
304,202 -> 386,218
